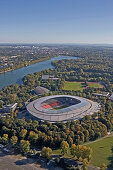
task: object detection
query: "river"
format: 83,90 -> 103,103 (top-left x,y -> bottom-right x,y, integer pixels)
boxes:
0,56 -> 77,90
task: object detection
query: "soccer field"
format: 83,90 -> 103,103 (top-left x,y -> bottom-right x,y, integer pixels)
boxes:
63,81 -> 84,92
63,81 -> 104,92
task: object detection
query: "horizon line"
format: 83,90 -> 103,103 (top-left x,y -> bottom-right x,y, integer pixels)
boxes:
0,42 -> 113,46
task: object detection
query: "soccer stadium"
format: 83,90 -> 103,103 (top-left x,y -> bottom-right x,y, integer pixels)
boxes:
26,95 -> 100,122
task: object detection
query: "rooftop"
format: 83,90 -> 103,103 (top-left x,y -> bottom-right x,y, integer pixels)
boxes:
34,86 -> 49,95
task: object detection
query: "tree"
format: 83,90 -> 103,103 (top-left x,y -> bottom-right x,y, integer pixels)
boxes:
19,129 -> 27,139
10,136 -> 18,146
0,100 -> 4,108
28,131 -> 38,144
7,94 -> 17,103
83,158 -> 88,170
70,144 -> 76,157
100,163 -> 106,170
60,141 -> 69,155
20,140 -> 30,154
41,147 -> 52,160
67,136 -> 73,146
2,134 -> 8,144
70,145 -> 92,162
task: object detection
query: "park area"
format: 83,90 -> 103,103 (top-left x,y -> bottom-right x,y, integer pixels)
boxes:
63,81 -> 104,92
53,136 -> 113,168
85,136 -> 113,168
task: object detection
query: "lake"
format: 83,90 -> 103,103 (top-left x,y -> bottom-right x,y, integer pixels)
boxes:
0,56 -> 77,90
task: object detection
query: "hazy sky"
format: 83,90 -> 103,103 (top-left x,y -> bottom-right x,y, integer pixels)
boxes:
0,0 -> 113,44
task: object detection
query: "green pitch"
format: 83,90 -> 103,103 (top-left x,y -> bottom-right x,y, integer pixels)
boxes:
63,81 -> 84,92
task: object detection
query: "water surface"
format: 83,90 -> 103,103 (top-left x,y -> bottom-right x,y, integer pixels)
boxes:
0,56 -> 77,90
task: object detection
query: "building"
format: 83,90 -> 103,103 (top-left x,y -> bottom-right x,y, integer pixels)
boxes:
92,92 -> 109,97
42,75 -> 59,80
26,95 -> 99,122
34,86 -> 49,96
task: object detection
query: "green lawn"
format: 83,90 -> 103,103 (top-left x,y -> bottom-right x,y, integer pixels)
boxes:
63,81 -> 104,92
53,149 -> 72,159
87,82 -> 103,88
85,136 -> 113,167
63,81 -> 84,92
53,136 -> 113,168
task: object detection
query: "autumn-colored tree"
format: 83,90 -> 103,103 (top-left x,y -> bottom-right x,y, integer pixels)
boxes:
67,136 -> 73,146
28,131 -> 38,144
83,158 -> 89,170
41,147 -> 52,160
2,134 -> 8,144
100,163 -> 106,170
20,140 -> 30,153
60,141 -> 69,155
70,144 -> 92,161
70,144 -> 76,157
19,129 -> 27,139
10,136 -> 18,146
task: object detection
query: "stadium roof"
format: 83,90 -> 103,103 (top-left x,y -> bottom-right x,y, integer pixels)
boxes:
26,95 -> 100,122
34,86 -> 49,95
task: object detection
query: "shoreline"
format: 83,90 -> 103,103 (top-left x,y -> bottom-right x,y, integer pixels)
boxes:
0,55 -> 78,75
0,56 -> 54,75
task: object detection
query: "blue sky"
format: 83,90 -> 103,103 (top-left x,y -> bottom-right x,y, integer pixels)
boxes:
0,0 -> 113,44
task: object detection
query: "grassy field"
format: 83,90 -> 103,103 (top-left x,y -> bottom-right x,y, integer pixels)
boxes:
53,136 -> 113,168
63,81 -> 84,92
87,82 -> 104,88
85,136 -> 113,167
53,149 -> 72,159
63,81 -> 104,92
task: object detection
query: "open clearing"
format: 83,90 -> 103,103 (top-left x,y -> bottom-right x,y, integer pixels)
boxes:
86,136 -> 113,167
63,81 -> 104,92
0,149 -> 45,170
87,82 -> 104,88
63,81 -> 84,92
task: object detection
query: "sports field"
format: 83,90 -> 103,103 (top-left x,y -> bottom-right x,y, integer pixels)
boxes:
87,82 -> 104,88
63,81 -> 84,92
63,81 -> 104,92
86,136 -> 113,167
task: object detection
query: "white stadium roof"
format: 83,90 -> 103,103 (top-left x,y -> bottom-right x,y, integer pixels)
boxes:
26,95 -> 100,122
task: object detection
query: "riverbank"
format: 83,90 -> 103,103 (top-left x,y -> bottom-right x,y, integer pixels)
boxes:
0,55 -> 78,90
0,55 -> 55,74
